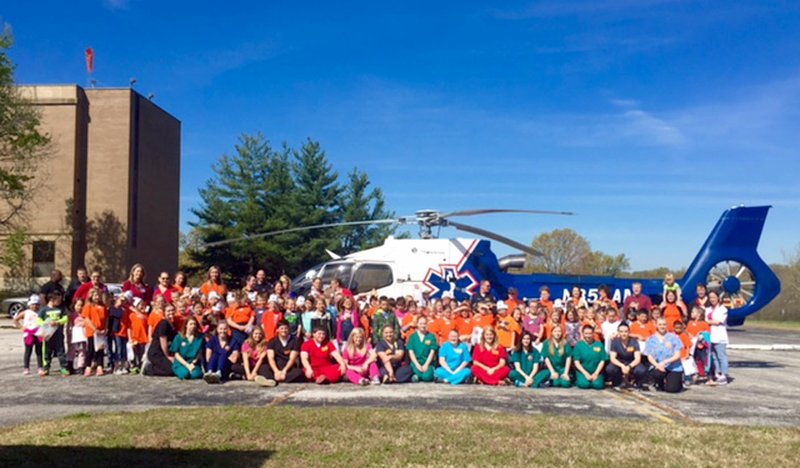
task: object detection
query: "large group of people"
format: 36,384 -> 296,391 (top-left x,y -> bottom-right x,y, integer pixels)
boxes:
14,264 -> 732,392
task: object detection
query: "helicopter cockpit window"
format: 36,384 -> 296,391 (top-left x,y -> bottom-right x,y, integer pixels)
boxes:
351,264 -> 394,294
292,263 -> 323,296
319,263 -> 354,289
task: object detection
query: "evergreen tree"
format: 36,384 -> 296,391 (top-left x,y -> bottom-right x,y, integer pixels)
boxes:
187,134 -> 396,282
285,139 -> 342,269
339,168 -> 394,253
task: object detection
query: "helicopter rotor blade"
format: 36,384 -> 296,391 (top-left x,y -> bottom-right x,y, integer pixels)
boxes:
446,220 -> 543,257
441,208 -> 575,219
201,219 -> 400,249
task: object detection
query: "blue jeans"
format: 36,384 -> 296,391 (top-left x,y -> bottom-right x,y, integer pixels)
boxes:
711,342 -> 728,375
115,336 -> 128,364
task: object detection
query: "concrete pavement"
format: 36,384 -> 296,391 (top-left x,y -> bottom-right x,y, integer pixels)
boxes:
0,321 -> 797,428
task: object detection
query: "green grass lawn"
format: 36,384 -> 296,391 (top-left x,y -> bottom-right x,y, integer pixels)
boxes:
1,407 -> 798,467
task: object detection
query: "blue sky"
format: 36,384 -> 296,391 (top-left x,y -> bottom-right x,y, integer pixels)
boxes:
4,1 -> 800,270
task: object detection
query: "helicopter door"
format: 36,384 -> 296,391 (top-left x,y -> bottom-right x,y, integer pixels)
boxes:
350,263 -> 394,294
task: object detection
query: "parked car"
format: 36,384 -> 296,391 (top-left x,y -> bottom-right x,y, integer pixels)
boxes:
2,283 -> 123,318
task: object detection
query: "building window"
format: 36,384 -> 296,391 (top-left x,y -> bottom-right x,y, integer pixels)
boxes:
32,241 -> 55,277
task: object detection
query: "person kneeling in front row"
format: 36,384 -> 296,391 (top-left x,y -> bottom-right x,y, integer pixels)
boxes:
407,316 -> 439,383
301,325 -> 347,384
435,329 -> 472,385
573,324 -> 608,390
471,326 -> 511,385
606,322 -> 648,389
510,332 -> 541,388
376,325 -> 414,384
644,318 -> 684,393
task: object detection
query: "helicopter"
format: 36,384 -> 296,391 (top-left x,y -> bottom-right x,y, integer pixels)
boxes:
203,205 -> 781,326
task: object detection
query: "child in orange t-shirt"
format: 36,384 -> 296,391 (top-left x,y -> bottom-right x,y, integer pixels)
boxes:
629,310 -> 656,350
495,303 -> 521,351
429,311 -> 457,346
260,301 -> 283,342
687,307 -> 711,380
81,288 -> 108,376
226,292 -> 255,346
673,321 -> 696,384
455,306 -> 474,343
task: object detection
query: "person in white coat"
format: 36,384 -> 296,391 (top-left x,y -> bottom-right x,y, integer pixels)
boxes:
705,290 -> 729,385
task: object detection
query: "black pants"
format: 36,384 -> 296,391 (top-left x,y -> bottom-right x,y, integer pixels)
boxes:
379,363 -> 414,383
43,329 -> 68,371
606,363 -> 648,387
86,337 -> 105,369
143,355 -> 174,377
231,362 -> 306,383
649,368 -> 683,393
23,340 -> 43,369
132,344 -> 146,369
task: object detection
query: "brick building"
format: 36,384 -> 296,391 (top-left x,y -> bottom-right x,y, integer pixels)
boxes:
2,85 -> 181,286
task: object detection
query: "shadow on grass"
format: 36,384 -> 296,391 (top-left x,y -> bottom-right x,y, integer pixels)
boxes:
0,446 -> 272,467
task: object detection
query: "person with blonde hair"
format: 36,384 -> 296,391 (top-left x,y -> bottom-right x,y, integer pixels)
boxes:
123,263 -> 151,305
537,324 -> 572,388
471,327 -> 511,385
200,265 -> 227,298
341,328 -> 381,385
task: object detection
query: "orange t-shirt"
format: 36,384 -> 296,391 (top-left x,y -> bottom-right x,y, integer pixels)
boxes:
505,298 -> 522,313
496,315 -> 521,349
542,320 -> 565,341
226,305 -> 255,326
200,281 -> 227,298
148,310 -> 165,340
629,321 -> 656,341
676,332 -> 692,360
539,299 -> 554,312
81,304 -> 107,338
172,312 -> 187,335
401,314 -> 418,342
116,306 -> 131,338
360,314 -> 372,340
687,320 -> 710,338
429,317 -> 457,345
662,304 -> 683,331
261,310 -> 284,341
473,314 -> 496,330
128,310 -> 148,344
456,316 -> 474,337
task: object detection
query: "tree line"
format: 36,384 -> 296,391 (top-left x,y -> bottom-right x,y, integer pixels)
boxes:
182,133 -> 395,284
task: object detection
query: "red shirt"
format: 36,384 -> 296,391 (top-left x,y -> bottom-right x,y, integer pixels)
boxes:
472,345 -> 507,368
123,280 -> 152,305
152,286 -> 177,304
73,281 -> 107,304
301,338 -> 336,369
